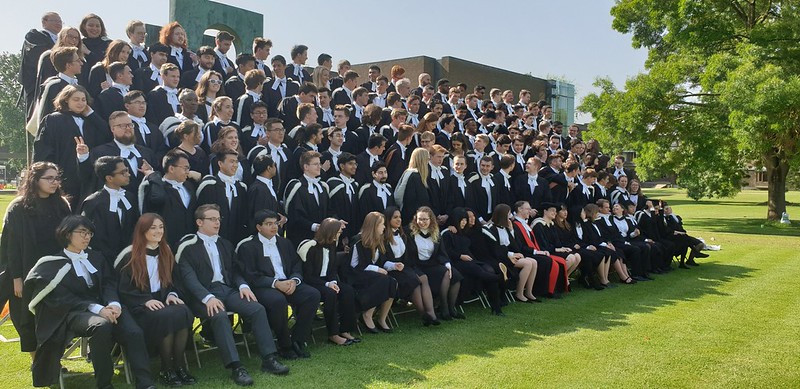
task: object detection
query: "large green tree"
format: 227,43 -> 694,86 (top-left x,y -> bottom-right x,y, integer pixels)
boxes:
581,0 -> 800,220
0,52 -> 28,171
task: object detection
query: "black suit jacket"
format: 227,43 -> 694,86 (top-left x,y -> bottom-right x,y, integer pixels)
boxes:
132,65 -> 160,93
79,188 -> 138,262
283,176 -> 330,246
358,182 -> 395,219
139,172 -> 198,247
83,142 -> 156,198
145,87 -> 178,126
246,177 -> 283,233
262,78 -> 300,118
94,87 -> 126,121
468,173 -> 499,221
225,75 -> 245,101
196,174 -> 248,243
513,175 -> 552,212
166,48 -> 195,74
234,93 -> 258,129
235,234 -> 302,289
176,234 -> 244,303
285,64 -> 311,84
331,87 -> 353,107
277,96 -> 301,130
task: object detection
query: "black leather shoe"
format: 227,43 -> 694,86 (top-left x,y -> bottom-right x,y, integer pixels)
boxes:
261,355 -> 290,375
348,337 -> 362,343
175,367 -> 196,385
231,367 -> 254,386
694,252 -> 709,258
328,338 -> 353,346
292,341 -> 310,358
160,370 -> 183,387
377,324 -> 393,333
278,347 -> 298,360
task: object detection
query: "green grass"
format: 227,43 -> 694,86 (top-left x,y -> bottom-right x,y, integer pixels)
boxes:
2,189 -> 799,388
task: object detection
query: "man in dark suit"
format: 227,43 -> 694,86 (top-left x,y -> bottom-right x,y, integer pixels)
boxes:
332,104 -> 364,154
468,156 -> 499,223
361,65 -> 381,92
316,87 -> 335,128
514,157 -> 552,215
234,68 -> 266,129
331,70 -> 359,107
140,150 -> 198,247
355,133 -> 387,184
379,108 -> 407,146
346,87 -> 369,133
357,162 -> 396,219
283,151 -> 329,246
224,54 -> 256,101
176,204 -> 289,385
145,63 -> 181,125
31,46 -> 81,121
247,153 -> 286,233
79,156 -> 141,263
383,124 -> 414,187
235,210 -> 321,359
197,149 -> 248,244
326,152 -> 360,237
285,44 -> 311,84
212,30 -> 236,80
20,12 -> 59,117
427,145 -> 450,223
444,155 -> 472,215
179,45 -> 216,90
262,55 -> 300,118
253,37 -> 273,75
132,43 -> 169,94
278,83 -> 319,131
412,73 -> 431,97
124,90 -> 167,161
95,62 -> 133,121
248,118 -> 291,194
81,111 -> 157,203
125,20 -> 149,72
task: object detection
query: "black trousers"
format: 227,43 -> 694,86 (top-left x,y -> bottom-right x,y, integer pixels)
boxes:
251,284 -> 320,348
311,282 -> 357,336
190,282 -> 277,366
453,260 -> 503,311
65,310 -> 152,389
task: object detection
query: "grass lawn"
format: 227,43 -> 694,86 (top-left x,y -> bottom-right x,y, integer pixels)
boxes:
2,189 -> 799,388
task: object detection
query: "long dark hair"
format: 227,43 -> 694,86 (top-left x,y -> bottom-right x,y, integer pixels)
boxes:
123,213 -> 175,292
314,218 -> 343,246
19,161 -> 65,210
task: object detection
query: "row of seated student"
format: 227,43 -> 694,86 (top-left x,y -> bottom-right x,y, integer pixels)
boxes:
1,157 -> 707,388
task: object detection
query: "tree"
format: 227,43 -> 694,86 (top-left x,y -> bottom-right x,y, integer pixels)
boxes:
580,0 -> 800,220
0,51 -> 28,172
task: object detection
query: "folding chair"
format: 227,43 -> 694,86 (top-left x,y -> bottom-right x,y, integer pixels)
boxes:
190,312 -> 250,368
58,339 -> 130,389
0,312 -> 20,343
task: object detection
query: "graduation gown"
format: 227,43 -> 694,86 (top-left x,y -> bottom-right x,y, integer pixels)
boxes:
245,177 -> 283,233
79,188 -> 139,262
283,176 -> 330,246
394,170 -> 431,224
139,172 -> 198,248
196,174 -> 248,244
262,77 -> 299,118
326,175 -> 360,237
357,181 -> 395,219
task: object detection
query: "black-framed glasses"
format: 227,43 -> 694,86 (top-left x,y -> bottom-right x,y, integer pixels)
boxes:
202,217 -> 223,222
72,229 -> 94,238
40,175 -> 63,183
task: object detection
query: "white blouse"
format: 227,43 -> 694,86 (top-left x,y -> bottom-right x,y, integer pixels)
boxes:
414,234 -> 435,261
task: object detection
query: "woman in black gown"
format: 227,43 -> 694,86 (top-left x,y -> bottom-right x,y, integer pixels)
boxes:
442,207 -> 505,316
350,212 -> 396,333
116,213 -> 195,386
78,14 -> 111,86
299,218 -> 361,346
406,206 -> 464,320
382,207 -> 439,326
0,162 -> 71,359
554,204 -> 607,290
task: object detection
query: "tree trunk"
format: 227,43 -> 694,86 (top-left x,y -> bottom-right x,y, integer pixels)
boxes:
765,150 -> 789,221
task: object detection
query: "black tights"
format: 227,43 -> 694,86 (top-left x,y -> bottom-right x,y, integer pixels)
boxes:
159,328 -> 189,372
439,276 -> 461,315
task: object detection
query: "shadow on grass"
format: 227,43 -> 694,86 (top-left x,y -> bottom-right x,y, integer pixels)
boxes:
19,261 -> 754,388
688,218 -> 800,237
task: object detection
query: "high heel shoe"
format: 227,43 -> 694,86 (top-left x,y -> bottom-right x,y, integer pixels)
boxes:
377,323 -> 393,333
360,316 -> 379,333
422,314 -> 441,327
328,338 -> 353,346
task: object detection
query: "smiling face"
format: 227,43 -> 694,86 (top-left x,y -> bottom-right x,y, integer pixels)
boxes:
170,27 -> 186,46
390,210 -> 402,229
256,216 -> 279,239
84,18 -> 102,38
67,91 -> 87,114
415,210 -> 431,231
146,218 -> 165,245
197,208 -> 221,235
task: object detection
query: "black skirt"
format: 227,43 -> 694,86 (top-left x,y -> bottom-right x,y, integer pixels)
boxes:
388,267 -> 422,299
350,270 -> 397,310
130,297 -> 194,355
415,261 -> 463,297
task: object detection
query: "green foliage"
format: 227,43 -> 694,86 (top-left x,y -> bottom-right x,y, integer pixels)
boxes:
0,51 -> 28,171
581,0 -> 800,216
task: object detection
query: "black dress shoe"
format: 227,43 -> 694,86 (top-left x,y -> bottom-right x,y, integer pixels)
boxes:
261,355 -> 289,375
694,252 -> 709,258
160,370 -> 183,387
364,325 -> 379,334
231,367 -> 254,386
346,336 -> 362,343
328,338 -> 353,346
175,367 -> 196,385
422,314 -> 441,326
451,311 -> 466,320
377,324 -> 393,333
278,347 -> 298,360
292,341 -> 310,358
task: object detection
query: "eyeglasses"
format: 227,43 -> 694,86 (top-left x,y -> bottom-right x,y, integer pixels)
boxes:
113,123 -> 135,129
113,168 -> 130,176
72,229 -> 94,238
40,175 -> 63,183
174,165 -> 190,171
209,80 -> 223,85
202,217 -> 223,222
268,128 -> 285,132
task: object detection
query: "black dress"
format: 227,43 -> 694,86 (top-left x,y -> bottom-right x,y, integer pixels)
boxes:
386,231 -> 423,299
173,145 -> 210,179
406,233 -> 463,297
349,236 -> 397,310
0,195 -> 70,351
80,37 -> 110,86
116,248 -> 193,354
299,240 -> 357,336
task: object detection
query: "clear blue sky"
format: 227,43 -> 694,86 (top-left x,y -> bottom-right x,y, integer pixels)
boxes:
3,0 -> 647,123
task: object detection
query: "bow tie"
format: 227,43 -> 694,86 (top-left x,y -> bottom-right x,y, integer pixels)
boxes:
454,174 -> 467,189
119,144 -> 141,159
481,176 -> 494,187
393,230 -> 400,236
108,188 -> 132,213
272,78 -> 286,90
419,231 -> 431,239
308,177 -> 323,192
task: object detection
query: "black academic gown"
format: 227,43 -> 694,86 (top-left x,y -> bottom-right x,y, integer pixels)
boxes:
357,182 -> 395,220
196,174 -> 248,244
139,173 -> 198,248
326,175 -> 360,237
283,176 -> 330,246
245,177 -> 283,233
79,188 -> 139,262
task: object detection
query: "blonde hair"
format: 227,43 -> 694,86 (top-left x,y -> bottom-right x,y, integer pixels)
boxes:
407,148 -> 430,188
210,96 -> 233,121
410,206 -> 439,243
312,66 -> 329,89
360,212 -> 386,253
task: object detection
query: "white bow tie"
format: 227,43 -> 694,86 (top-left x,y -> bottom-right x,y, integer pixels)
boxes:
199,234 -> 219,246
272,78 -> 286,90
108,188 -> 132,213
